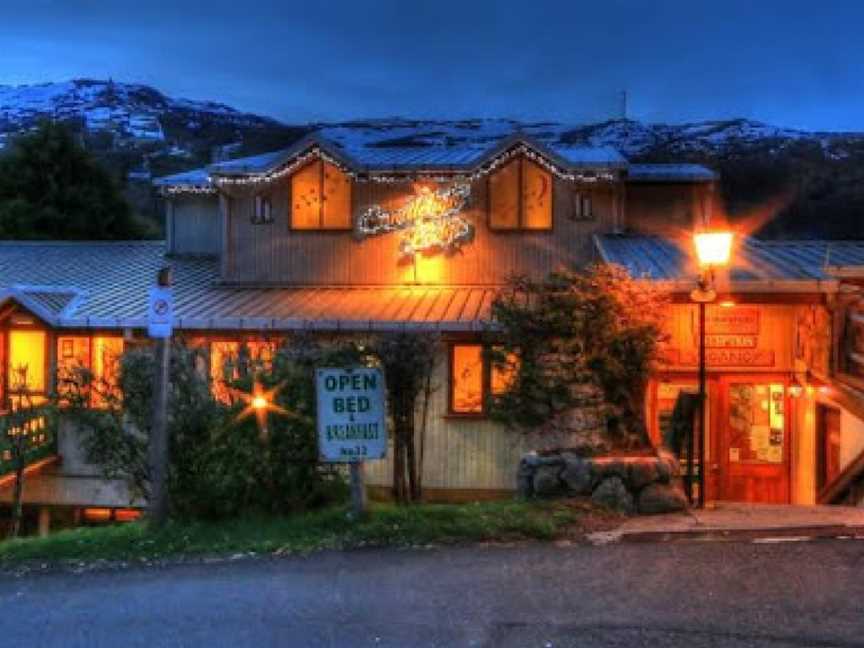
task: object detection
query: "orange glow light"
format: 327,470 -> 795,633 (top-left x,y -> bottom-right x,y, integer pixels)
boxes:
719,300 -> 736,308
693,231 -> 733,267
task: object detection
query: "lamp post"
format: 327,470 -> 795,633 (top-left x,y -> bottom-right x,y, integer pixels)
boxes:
690,231 -> 733,508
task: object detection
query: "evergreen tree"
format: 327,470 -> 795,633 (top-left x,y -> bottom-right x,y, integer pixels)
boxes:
0,121 -> 143,239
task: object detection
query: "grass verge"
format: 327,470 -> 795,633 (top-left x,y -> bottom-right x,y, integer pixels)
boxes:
0,499 -> 618,566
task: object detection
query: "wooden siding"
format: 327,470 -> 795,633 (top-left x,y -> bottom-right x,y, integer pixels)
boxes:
624,183 -> 713,236
364,356 -> 530,491
222,172 -> 621,285
168,195 -> 221,256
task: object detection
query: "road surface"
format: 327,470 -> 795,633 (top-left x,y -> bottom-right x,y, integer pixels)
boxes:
2,539 -> 864,647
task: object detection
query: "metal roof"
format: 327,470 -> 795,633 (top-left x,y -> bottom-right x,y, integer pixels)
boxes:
0,242 -> 497,332
627,163 -> 717,183
154,133 -> 630,188
595,234 -> 864,291
152,168 -> 211,188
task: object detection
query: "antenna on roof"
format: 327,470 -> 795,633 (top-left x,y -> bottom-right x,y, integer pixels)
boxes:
619,90 -> 628,120
823,243 -> 832,270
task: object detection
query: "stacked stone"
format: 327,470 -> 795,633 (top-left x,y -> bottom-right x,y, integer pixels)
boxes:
517,450 -> 687,515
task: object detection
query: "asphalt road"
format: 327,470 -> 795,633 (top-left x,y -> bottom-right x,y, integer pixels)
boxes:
3,539 -> 864,647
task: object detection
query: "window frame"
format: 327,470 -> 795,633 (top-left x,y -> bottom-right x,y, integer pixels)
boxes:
487,156 -> 554,232
447,342 -> 517,418
252,195 -> 273,225
289,159 -> 353,232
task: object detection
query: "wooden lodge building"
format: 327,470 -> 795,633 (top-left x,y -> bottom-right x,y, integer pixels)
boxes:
4,132 -> 864,527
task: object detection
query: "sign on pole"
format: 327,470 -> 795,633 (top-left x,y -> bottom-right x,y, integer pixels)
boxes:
316,366 -> 386,518
147,284 -> 174,339
315,366 -> 387,462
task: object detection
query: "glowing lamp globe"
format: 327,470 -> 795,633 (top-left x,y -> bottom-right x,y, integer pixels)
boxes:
252,395 -> 269,411
693,231 -> 733,267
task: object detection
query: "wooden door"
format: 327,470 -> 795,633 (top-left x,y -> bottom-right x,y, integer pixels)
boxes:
716,376 -> 790,503
816,404 -> 842,492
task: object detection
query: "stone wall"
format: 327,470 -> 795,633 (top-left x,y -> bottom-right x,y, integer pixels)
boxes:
517,450 -> 688,515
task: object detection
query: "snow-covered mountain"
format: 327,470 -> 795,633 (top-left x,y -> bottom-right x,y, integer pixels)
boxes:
313,116 -> 862,160
0,78 -> 278,149
2,79 -> 862,160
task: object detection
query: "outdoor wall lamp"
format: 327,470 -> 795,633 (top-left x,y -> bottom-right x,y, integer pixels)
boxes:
689,229 -> 734,509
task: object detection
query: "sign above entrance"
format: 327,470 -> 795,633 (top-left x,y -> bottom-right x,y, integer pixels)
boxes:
677,348 -> 775,367
316,367 -> 387,462
692,306 -> 760,337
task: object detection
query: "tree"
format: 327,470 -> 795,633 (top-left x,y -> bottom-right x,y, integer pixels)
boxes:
0,121 -> 143,239
488,264 -> 669,450
370,333 -> 439,503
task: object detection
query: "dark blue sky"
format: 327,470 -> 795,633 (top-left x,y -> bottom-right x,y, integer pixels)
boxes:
2,0 -> 863,130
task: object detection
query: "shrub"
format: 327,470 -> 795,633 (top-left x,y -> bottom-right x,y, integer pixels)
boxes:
60,338 -> 355,520
487,264 -> 669,448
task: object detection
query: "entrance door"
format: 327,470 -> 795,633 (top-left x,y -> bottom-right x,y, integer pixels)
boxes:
816,404 -> 841,492
716,377 -> 790,503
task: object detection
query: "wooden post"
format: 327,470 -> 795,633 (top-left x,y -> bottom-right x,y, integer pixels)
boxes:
349,461 -> 367,518
38,507 -> 51,538
148,267 -> 172,527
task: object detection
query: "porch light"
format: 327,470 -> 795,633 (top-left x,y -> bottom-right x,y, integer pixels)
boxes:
688,228 -> 735,511
252,395 -> 268,410
693,231 -> 733,267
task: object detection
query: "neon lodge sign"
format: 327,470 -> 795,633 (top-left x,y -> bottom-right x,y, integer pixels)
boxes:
357,183 -> 472,258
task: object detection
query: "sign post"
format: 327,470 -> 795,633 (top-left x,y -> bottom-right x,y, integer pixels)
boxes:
315,366 -> 387,518
147,267 -> 173,527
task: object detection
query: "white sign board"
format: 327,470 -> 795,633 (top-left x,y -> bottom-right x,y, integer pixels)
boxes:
147,286 -> 174,338
316,367 -> 387,462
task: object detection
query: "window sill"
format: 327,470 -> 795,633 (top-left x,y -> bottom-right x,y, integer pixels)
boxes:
443,412 -> 488,421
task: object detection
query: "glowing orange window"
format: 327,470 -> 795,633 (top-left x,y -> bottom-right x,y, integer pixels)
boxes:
489,157 -> 552,230
291,160 -> 352,230
91,337 -> 123,408
451,344 -> 484,414
8,330 -> 46,394
491,350 -> 519,395
210,341 -> 240,404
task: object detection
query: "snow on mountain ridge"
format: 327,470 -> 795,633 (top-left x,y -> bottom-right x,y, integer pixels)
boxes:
1,80 -> 861,160
0,79 -> 275,144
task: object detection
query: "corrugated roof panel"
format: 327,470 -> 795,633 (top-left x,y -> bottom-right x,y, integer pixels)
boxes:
548,145 -> 628,168
627,164 -> 717,183
595,235 -> 864,286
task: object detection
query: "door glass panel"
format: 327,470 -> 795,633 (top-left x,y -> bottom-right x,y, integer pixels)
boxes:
727,383 -> 784,464
8,330 -> 46,393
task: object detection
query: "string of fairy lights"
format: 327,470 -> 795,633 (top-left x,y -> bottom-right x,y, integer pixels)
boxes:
159,144 -> 619,196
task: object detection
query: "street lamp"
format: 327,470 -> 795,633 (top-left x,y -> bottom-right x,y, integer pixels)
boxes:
690,230 -> 733,508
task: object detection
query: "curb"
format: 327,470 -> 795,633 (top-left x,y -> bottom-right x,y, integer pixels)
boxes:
613,524 -> 864,544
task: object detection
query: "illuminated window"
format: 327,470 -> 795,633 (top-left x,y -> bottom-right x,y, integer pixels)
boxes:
8,330 -> 46,394
451,344 -> 484,414
91,337 -> 123,408
210,341 -> 240,404
57,336 -> 90,401
291,159 -> 352,230
488,157 -> 552,230
491,349 -> 519,395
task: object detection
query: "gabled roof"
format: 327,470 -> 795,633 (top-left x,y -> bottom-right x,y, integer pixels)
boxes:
154,132 -> 632,190
595,234 -> 864,292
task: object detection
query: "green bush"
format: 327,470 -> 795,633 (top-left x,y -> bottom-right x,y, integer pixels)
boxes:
61,338 -> 359,520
